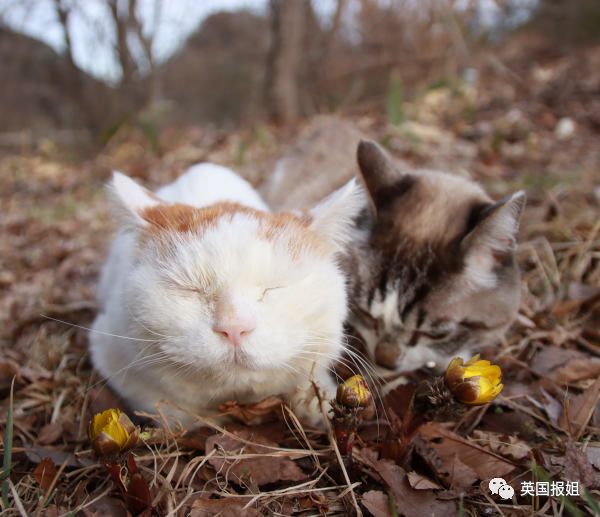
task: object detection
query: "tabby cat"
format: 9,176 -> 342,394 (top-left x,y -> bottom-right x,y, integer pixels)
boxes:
264,118 -> 524,373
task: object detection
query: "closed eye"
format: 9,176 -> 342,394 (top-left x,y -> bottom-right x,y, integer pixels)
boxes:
417,329 -> 452,340
166,281 -> 208,296
460,320 -> 493,331
258,286 -> 284,302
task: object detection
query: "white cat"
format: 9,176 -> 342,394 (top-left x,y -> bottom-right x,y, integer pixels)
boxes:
90,163 -> 363,426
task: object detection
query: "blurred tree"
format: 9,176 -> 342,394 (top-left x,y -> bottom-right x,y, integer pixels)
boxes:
0,26 -> 92,134
530,0 -> 600,44
265,0 -> 308,123
161,10 -> 268,125
49,0 -> 162,133
105,0 -> 161,106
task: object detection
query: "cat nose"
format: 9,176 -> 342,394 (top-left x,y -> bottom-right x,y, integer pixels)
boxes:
213,319 -> 255,347
213,294 -> 256,346
213,322 -> 255,346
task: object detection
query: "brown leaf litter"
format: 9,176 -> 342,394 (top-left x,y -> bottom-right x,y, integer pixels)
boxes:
1,40 -> 600,516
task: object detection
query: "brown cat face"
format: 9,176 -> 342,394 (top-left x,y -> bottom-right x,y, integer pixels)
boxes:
349,141 -> 525,372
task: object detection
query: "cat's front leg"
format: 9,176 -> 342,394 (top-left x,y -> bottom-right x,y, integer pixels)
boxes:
287,368 -> 337,428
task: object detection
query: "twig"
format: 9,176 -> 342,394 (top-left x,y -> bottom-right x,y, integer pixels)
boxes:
8,480 -> 28,517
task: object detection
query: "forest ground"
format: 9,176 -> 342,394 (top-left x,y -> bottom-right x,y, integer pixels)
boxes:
1,38 -> 599,516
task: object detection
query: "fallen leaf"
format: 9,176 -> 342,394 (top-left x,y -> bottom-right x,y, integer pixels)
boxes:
550,442 -> 600,488
553,359 -> 600,384
407,471 -> 443,490
34,505 -> 69,517
0,358 -> 23,396
205,429 -> 305,486
368,458 -> 456,517
218,396 -> 283,425
190,497 -> 260,517
38,422 -> 63,445
80,496 -> 128,517
585,446 -> 600,470
533,346 -> 600,384
178,426 -> 214,452
384,382 -> 417,420
0,358 -> 22,381
33,457 -> 57,490
559,377 -> 600,438
538,387 -> 562,425
552,283 -> 600,319
439,456 -> 478,490
25,446 -> 94,468
567,282 -> 600,301
480,410 -> 538,440
533,346 -> 583,373
361,490 -> 392,517
416,422 -> 516,489
88,385 -> 129,416
471,430 -> 532,461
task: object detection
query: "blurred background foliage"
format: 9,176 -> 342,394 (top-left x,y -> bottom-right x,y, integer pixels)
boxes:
0,0 -> 599,155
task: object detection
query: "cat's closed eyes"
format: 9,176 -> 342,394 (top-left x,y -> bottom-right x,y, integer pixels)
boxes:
264,121 -> 524,374
90,163 -> 363,426
348,141 -> 525,372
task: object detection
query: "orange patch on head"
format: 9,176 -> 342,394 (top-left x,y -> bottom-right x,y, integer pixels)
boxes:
140,202 -> 254,234
260,211 -> 327,257
138,202 -> 328,257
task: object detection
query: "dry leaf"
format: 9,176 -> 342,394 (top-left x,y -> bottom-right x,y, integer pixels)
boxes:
361,490 -> 392,517
559,377 -> 600,438
550,442 -> 600,488
205,429 -> 305,486
553,359 -> 600,384
218,396 -> 283,425
88,385 -> 129,416
0,358 -> 23,396
585,445 -> 600,470
480,410 -> 537,440
3,44 -> 600,517
417,422 -> 516,489
80,497 -> 128,517
33,457 -> 57,490
38,422 -> 63,445
178,426 -> 214,451
190,497 -> 260,517
471,430 -> 532,461
26,446 -> 94,468
552,282 -> 600,318
533,346 -> 600,384
538,387 -> 562,425
407,471 -> 443,490
369,458 -> 456,517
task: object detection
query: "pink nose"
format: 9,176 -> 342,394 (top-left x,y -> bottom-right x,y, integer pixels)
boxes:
213,321 -> 255,347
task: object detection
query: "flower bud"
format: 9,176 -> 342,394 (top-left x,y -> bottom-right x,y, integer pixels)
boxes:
445,355 -> 503,405
336,374 -> 372,408
89,409 -> 139,456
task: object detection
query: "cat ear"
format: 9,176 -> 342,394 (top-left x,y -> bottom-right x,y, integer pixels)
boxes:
308,179 -> 366,251
356,140 -> 404,214
110,171 -> 161,225
461,191 -> 526,288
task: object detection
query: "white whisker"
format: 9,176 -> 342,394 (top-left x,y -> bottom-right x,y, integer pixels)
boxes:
42,314 -> 158,342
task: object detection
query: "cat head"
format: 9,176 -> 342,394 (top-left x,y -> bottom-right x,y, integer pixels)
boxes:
351,141 -> 525,372
110,172 -> 363,380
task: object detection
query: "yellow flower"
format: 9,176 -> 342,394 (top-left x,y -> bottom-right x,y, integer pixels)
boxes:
444,355 -> 503,405
89,409 -> 138,456
336,374 -> 372,408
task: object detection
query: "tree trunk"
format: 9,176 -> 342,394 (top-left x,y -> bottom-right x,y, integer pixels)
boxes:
265,0 -> 306,124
